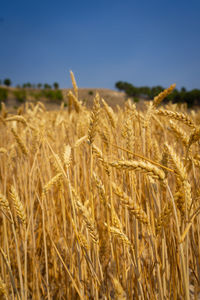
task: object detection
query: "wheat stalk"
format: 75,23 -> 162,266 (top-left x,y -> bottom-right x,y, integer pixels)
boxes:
110,160 -> 166,181
88,93 -> 101,144
10,185 -> 26,227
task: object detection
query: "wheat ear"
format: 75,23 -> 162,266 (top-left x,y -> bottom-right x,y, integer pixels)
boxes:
70,70 -> 78,98
110,160 -> 166,181
6,116 -> 27,126
11,127 -> 28,156
63,144 -> 71,168
72,189 -> 99,244
10,185 -> 26,227
43,173 -> 63,195
112,183 -> 149,226
0,276 -> 7,297
155,108 -> 196,128
88,93 -> 101,144
0,193 -> 11,213
153,84 -> 176,108
0,148 -> 7,154
101,98 -> 116,128
67,91 -> 82,113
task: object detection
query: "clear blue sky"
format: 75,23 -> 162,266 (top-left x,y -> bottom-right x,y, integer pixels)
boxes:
1,0 -> 200,90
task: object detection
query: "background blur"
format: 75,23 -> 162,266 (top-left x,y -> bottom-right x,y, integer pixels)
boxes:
0,0 -> 200,89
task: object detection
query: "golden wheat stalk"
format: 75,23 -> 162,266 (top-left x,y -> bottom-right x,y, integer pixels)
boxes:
107,224 -> 132,247
110,160 -> 166,181
63,144 -> 71,168
0,276 -> 7,297
10,185 -> 26,227
0,102 -> 7,118
11,127 -> 28,156
155,108 -> 196,128
164,143 -> 192,213
169,120 -> 189,147
93,172 -> 107,206
109,273 -> 127,300
70,70 -> 78,98
49,154 -> 63,173
186,126 -> 200,155
144,84 -> 176,128
43,173 -> 63,195
67,91 -> 82,113
0,148 -> 7,154
6,116 -> 27,126
101,98 -> 116,128
0,193 -> 11,213
164,143 -> 187,181
153,84 -> 176,107
88,93 -> 101,144
74,135 -> 87,148
112,183 -> 149,226
73,190 -> 99,244
92,144 -> 110,175
156,202 -> 173,235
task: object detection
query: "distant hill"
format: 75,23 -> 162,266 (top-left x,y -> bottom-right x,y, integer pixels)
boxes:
0,86 -> 129,111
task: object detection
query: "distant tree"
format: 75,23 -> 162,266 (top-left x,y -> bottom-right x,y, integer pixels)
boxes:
115,81 -> 138,97
53,82 -> 59,90
115,81 -> 125,91
37,83 -> 42,89
44,83 -> 51,89
115,80 -> 200,107
4,78 -> 11,87
26,82 -> 32,88
23,82 -> 32,88
0,79 -> 2,85
181,87 -> 187,93
150,86 -> 164,99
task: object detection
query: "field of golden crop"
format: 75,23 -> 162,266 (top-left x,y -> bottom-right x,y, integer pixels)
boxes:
0,75 -> 200,299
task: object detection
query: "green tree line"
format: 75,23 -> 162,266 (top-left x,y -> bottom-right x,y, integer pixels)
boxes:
116,81 -> 200,107
0,79 -> 63,103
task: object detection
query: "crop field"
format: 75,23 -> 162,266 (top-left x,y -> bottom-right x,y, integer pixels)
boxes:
0,74 -> 200,299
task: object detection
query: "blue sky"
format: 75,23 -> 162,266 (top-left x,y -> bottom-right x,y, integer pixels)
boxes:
0,0 -> 200,90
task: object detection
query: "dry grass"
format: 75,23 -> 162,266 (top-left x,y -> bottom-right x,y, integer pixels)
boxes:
0,76 -> 200,299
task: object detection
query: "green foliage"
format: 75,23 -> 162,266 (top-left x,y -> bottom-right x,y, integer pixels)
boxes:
4,78 -> 11,87
53,82 -> 59,90
0,88 -> 8,102
34,92 -> 42,100
42,89 -> 63,101
88,90 -> 94,95
116,80 -> 200,107
133,97 -> 139,103
23,82 -> 32,88
37,83 -> 42,89
14,89 -> 27,103
44,83 -> 51,89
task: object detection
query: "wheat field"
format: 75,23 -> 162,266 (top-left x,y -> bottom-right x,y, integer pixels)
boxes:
0,74 -> 200,299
